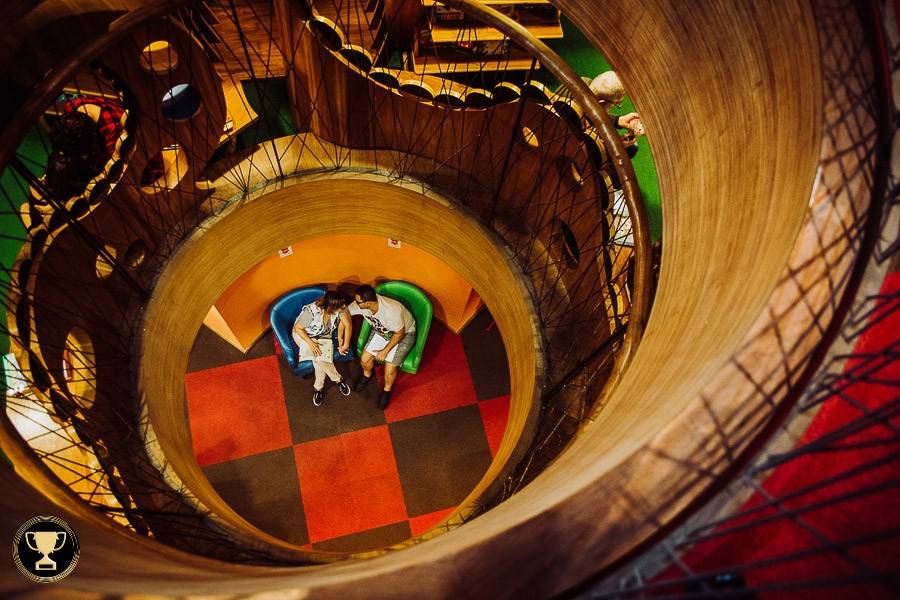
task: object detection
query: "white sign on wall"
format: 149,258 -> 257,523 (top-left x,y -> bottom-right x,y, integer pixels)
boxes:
387,238 -> 401,249
278,246 -> 293,258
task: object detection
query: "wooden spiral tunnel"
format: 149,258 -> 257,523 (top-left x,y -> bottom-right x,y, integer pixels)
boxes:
0,0 -> 888,597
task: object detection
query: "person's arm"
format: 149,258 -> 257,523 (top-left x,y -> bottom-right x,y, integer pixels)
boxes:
375,327 -> 405,362
292,311 -> 322,356
338,309 -> 351,354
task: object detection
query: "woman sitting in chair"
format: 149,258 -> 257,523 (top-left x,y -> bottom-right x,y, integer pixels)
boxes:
291,291 -> 352,407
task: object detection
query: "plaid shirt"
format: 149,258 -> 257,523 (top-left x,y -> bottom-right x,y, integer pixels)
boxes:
64,96 -> 125,156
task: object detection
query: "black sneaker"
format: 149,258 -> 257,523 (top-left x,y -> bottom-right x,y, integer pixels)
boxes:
377,389 -> 392,410
313,389 -> 325,407
338,379 -> 351,396
353,374 -> 372,392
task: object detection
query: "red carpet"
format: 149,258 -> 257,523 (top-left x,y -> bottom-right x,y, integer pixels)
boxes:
184,311 -> 511,552
666,272 -> 900,598
294,425 -> 407,543
185,355 -> 292,466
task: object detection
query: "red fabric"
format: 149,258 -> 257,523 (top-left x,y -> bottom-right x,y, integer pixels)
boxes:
661,272 -> 900,599
64,96 -> 125,156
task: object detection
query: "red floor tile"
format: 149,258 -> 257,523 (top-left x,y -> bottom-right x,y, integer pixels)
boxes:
409,507 -> 455,537
185,355 -> 292,466
384,325 -> 478,423
295,425 -> 407,543
478,395 -> 510,458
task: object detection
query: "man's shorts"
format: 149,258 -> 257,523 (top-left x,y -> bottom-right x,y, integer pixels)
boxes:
365,331 -> 416,367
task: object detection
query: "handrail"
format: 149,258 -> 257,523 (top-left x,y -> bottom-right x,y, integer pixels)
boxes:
440,0 -> 652,352
0,0 -> 654,575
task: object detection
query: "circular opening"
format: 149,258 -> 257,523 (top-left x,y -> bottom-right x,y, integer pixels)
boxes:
141,175 -> 543,559
140,146 -> 189,193
124,240 -> 148,269
520,126 -> 539,149
581,128 -> 609,166
493,82 -> 521,103
308,16 -> 345,52
139,41 -> 178,74
369,68 -> 400,88
161,84 -> 202,121
463,88 -> 494,108
558,220 -> 580,268
95,245 -> 117,279
63,327 -> 96,410
521,80 -> 551,104
556,156 -> 585,188
67,197 -> 89,219
434,90 -> 465,107
88,179 -> 111,205
399,79 -> 435,100
339,45 -> 373,72
185,232 -> 514,551
553,98 -> 583,127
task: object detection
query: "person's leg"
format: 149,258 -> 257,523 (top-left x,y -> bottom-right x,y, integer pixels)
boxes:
320,359 -> 341,383
313,361 -> 327,390
377,363 -> 397,410
377,332 -> 416,409
360,351 -> 375,377
319,358 -> 350,397
311,362 -> 326,406
354,351 -> 376,391
383,363 -> 398,391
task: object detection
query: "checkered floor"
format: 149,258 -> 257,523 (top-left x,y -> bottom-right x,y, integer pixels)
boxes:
184,309 -> 510,553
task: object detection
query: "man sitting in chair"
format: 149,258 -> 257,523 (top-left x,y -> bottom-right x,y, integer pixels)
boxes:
350,284 -> 417,409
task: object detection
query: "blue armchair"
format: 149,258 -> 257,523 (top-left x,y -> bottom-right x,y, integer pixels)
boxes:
270,286 -> 355,376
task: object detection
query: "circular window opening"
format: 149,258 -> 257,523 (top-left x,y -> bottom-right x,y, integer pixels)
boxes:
369,68 -> 400,88
139,41 -> 178,74
553,99 -> 583,127
63,327 -> 96,410
140,146 -> 189,193
399,79 -> 435,100
340,45 -> 373,72
124,240 -> 148,269
308,17 -> 345,52
434,90 -> 464,107
464,88 -> 494,108
558,219 -> 580,268
95,245 -> 117,279
581,128 -> 609,166
493,82 -> 521,103
161,84 -> 202,121
520,126 -> 539,149
556,156 -> 585,188
521,80 -> 551,104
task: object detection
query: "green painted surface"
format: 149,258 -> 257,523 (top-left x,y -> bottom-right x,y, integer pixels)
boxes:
539,17 -> 662,241
0,127 -> 48,360
237,78 -> 298,149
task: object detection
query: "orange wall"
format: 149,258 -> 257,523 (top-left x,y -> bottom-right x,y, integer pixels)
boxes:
206,234 -> 482,351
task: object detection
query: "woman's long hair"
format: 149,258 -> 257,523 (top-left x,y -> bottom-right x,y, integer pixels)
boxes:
316,290 -> 349,314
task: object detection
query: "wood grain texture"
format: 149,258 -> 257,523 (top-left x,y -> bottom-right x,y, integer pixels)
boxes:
1,0 -> 886,598
137,173 -> 545,560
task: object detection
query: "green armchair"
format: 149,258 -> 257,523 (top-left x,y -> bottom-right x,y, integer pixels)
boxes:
356,281 -> 433,374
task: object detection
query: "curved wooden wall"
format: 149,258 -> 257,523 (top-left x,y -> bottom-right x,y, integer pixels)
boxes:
137,174 -> 545,560
275,1 -> 626,380
0,0 -> 887,598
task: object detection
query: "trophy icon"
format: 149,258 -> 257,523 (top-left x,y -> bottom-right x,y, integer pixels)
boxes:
24,531 -> 66,571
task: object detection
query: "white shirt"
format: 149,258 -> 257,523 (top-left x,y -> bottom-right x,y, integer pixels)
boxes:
349,294 -> 416,338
